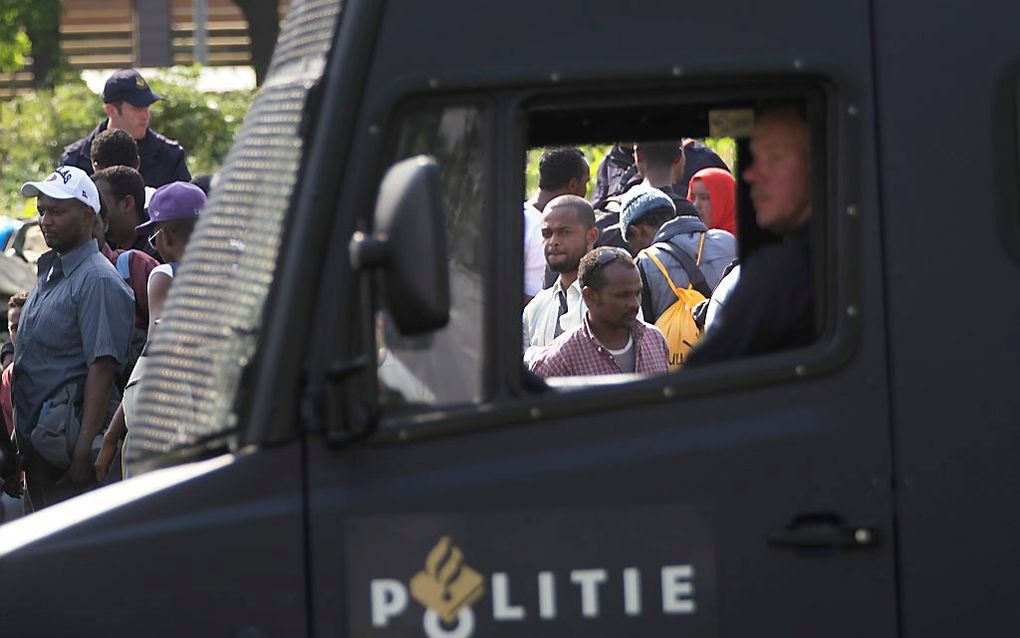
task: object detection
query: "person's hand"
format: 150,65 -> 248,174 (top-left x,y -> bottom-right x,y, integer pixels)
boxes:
95,436 -> 118,483
67,447 -> 93,484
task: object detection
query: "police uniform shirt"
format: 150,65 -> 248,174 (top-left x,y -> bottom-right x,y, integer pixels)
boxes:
60,122 -> 191,188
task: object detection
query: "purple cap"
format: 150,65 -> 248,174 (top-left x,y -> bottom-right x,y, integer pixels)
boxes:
137,182 -> 206,232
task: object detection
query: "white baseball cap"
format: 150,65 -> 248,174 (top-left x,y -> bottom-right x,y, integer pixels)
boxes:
21,166 -> 101,214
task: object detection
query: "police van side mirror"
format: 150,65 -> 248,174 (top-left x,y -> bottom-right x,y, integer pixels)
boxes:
350,155 -> 451,335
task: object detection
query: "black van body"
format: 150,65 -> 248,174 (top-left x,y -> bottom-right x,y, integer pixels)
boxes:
2,1 -> 1019,636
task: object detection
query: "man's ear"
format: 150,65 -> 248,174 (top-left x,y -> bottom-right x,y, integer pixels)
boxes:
81,205 -> 96,230
102,103 -> 118,119
122,194 -> 135,215
581,285 -> 596,306
585,225 -> 599,249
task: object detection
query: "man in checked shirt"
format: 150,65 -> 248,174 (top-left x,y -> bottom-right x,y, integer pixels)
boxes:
531,246 -> 669,378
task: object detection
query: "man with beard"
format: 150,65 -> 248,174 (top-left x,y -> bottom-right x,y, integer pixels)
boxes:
14,166 -> 133,508
531,247 -> 669,378
522,195 -> 598,366
524,147 -> 589,303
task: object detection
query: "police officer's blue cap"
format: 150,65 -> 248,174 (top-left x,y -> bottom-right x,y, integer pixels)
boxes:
102,69 -> 162,107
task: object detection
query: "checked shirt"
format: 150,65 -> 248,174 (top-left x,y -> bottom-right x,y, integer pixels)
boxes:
531,313 -> 669,378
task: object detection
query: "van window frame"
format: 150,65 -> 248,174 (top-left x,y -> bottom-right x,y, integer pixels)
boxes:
326,76 -> 860,443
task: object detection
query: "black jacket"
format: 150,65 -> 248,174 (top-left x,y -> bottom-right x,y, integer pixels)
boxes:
676,140 -> 730,199
60,121 -> 191,187
686,225 -> 814,366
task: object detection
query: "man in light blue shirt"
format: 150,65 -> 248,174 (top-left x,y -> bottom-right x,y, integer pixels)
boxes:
14,166 -> 134,509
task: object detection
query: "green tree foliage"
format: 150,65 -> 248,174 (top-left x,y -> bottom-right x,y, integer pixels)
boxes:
705,137 -> 737,174
0,0 -> 63,83
23,0 -> 65,87
0,0 -> 32,73
146,67 -> 252,176
0,67 -> 253,216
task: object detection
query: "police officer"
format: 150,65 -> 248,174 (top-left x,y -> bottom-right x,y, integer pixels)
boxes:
61,69 -> 191,188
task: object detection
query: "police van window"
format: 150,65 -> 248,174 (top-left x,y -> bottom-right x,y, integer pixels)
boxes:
523,98 -> 821,387
376,104 -> 489,407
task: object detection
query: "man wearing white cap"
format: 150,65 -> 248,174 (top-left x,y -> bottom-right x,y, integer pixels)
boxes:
13,166 -> 134,509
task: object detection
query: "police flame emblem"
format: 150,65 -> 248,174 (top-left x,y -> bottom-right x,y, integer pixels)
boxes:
410,536 -> 485,623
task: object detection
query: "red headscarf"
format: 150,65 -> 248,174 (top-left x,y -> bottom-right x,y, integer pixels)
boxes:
687,167 -> 736,236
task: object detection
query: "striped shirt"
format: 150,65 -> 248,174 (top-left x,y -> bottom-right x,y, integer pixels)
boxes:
531,313 -> 670,378
12,239 -> 134,436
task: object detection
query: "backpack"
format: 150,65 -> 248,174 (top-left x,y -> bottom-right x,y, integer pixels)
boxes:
641,234 -> 709,371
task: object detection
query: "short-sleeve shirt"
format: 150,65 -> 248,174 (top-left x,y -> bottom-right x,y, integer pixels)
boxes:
12,239 -> 135,436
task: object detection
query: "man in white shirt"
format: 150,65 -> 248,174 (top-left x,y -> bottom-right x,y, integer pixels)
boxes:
522,195 -> 597,364
523,148 -> 590,304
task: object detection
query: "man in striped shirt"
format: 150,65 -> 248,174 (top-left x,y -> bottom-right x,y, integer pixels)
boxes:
532,247 -> 669,379
14,167 -> 133,508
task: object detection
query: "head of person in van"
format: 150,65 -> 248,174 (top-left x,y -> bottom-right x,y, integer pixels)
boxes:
743,105 -> 812,234
137,181 -> 206,264
533,147 -> 590,211
541,194 -> 598,287
688,167 -> 736,235
618,186 -> 677,254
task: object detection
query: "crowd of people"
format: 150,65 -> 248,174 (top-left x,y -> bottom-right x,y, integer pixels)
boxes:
0,69 -> 206,521
523,105 -> 814,379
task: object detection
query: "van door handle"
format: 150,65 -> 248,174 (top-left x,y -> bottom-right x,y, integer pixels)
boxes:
766,513 -> 881,550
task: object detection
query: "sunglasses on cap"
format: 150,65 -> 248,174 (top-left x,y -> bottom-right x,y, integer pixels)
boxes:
592,247 -> 631,268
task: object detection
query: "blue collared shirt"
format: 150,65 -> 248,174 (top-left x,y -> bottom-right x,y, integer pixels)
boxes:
12,239 -> 134,436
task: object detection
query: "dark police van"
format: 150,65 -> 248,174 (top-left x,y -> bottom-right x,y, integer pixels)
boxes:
2,0 -> 1019,636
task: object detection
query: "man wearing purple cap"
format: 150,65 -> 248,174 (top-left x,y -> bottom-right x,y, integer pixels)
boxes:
14,166 -> 134,508
96,181 -> 205,482
135,181 -> 205,324
60,69 -> 191,188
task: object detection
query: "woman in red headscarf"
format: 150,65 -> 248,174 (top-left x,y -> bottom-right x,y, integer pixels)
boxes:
688,167 -> 737,236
